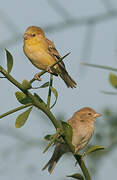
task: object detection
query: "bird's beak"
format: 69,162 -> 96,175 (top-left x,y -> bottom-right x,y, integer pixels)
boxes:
24,33 -> 29,40
94,113 -> 102,118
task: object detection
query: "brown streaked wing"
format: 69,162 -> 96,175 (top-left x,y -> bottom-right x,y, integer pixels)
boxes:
46,38 -> 66,69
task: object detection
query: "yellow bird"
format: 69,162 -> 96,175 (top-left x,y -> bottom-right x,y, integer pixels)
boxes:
23,26 -> 77,88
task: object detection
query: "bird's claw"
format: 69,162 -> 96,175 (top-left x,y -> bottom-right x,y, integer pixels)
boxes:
81,152 -> 86,158
46,66 -> 53,74
34,73 -> 42,81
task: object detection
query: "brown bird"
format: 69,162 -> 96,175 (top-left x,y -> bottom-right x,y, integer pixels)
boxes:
23,26 -> 77,88
42,107 -> 101,173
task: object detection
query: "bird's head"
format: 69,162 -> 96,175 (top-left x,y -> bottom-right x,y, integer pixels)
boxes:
24,26 -> 45,41
74,107 -> 102,122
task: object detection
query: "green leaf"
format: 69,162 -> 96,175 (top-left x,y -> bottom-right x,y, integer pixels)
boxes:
109,73 -> 117,88
50,87 -> 58,109
22,79 -> 32,90
43,140 -> 54,153
5,49 -> 13,74
85,145 -> 105,156
60,121 -> 75,152
15,107 -> 32,128
61,121 -> 73,143
43,129 -> 61,153
15,91 -> 32,104
44,133 -> 65,144
44,134 -> 53,141
67,173 -> 84,180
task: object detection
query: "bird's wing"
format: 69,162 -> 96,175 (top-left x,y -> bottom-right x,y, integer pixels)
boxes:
46,38 -> 66,69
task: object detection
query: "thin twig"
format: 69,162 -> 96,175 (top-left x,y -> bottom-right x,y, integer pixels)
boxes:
47,74 -> 53,108
0,76 -> 6,78
29,52 -> 70,84
0,103 -> 32,119
81,63 -> 117,72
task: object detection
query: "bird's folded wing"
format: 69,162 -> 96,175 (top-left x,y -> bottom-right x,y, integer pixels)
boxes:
46,38 -> 66,70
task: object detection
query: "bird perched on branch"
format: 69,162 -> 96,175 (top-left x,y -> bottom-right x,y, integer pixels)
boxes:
42,107 -> 101,173
23,26 -> 77,88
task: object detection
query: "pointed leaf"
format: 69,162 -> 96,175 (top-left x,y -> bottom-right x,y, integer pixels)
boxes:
43,130 -> 61,153
109,73 -> 117,88
61,121 -> 73,143
5,49 -> 13,74
50,87 -> 58,109
44,134 -> 65,144
15,107 -> 32,128
61,121 -> 74,152
44,134 -> 53,141
43,140 -> 54,153
67,173 -> 84,180
22,79 -> 32,90
15,91 -> 32,104
85,145 -> 105,156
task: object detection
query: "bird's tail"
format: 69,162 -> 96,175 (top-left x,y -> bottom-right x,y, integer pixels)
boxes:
42,144 -> 68,174
59,69 -> 77,88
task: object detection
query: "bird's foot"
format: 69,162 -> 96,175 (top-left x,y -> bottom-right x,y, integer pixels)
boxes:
81,152 -> 86,158
46,66 -> 53,74
34,73 -> 42,81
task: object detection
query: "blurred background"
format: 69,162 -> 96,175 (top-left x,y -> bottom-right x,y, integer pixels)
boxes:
0,0 -> 117,179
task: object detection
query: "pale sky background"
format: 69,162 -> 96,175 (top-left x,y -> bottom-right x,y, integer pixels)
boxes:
0,0 -> 117,179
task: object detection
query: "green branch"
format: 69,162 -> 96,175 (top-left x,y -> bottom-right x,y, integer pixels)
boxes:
0,63 -> 91,179
75,155 -> 91,180
0,103 -> 32,119
0,65 -> 60,129
63,131 -> 90,179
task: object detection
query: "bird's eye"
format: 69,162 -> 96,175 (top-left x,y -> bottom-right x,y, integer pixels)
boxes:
88,112 -> 92,115
32,34 -> 36,37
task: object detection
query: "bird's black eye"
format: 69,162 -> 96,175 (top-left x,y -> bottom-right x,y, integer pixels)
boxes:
32,34 -> 36,37
88,112 -> 92,115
